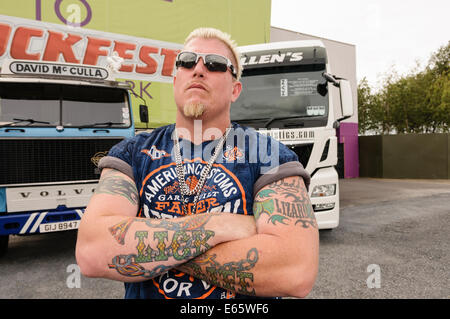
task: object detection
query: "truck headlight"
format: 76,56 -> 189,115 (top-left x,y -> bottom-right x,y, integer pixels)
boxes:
311,184 -> 336,197
313,203 -> 335,211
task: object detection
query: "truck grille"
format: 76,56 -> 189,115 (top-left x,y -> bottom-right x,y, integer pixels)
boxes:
290,143 -> 313,168
0,138 -> 123,185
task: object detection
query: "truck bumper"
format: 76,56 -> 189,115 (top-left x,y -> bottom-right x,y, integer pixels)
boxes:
309,166 -> 340,230
0,208 -> 84,236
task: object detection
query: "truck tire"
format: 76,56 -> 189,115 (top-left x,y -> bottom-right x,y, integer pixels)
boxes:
0,235 -> 9,257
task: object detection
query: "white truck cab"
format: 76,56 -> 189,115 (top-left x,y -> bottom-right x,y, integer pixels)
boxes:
234,40 -> 353,229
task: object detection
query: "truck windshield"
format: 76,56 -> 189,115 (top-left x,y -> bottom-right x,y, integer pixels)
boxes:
231,64 -> 328,129
0,83 -> 130,128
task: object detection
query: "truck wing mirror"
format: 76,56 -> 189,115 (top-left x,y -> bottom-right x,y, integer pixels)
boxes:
139,104 -> 149,123
339,79 -> 354,119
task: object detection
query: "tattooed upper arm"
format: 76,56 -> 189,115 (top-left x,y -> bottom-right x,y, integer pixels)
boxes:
94,169 -> 139,206
253,175 -> 317,229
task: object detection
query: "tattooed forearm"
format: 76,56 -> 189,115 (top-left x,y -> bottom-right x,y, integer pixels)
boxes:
177,248 -> 259,296
107,214 -> 216,278
95,170 -> 138,205
254,176 -> 317,229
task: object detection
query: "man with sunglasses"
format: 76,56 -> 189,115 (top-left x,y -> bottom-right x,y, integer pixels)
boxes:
76,28 -> 318,299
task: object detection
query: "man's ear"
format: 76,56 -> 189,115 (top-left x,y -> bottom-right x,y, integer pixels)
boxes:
231,80 -> 242,103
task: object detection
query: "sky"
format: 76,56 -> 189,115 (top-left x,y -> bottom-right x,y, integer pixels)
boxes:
271,0 -> 450,88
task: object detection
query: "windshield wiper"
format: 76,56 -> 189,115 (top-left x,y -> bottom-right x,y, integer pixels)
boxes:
233,117 -> 271,124
263,116 -> 323,128
234,115 -> 320,128
0,118 -> 51,127
78,122 -> 125,129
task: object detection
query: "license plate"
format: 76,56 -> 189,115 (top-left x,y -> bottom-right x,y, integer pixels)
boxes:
39,220 -> 80,233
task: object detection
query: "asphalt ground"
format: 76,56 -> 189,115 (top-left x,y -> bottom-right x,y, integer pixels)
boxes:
307,178 -> 450,299
0,178 -> 449,299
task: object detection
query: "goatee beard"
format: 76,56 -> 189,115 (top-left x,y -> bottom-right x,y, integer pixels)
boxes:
183,102 -> 206,118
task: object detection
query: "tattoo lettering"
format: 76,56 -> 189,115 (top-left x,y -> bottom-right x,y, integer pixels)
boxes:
95,170 -> 138,205
178,248 -> 259,296
254,177 -> 318,229
107,214 -> 216,278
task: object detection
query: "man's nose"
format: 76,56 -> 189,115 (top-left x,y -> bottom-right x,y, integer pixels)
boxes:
192,57 -> 207,77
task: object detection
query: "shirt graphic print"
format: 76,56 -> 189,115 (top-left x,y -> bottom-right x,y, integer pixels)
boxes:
99,122 -> 309,299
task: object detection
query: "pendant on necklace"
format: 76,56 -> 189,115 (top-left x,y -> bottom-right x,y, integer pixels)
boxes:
173,126 -> 231,215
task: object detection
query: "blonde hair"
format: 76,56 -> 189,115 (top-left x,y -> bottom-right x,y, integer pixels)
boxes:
184,27 -> 242,80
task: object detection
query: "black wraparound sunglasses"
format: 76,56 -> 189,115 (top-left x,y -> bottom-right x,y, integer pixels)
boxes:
175,51 -> 237,78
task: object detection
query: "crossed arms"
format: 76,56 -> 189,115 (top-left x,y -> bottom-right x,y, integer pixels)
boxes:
75,168 -> 319,298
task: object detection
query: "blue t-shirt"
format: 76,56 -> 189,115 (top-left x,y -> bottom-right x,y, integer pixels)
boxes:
99,122 -> 309,299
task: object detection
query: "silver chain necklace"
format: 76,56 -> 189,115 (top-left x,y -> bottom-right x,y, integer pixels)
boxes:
173,126 -> 231,215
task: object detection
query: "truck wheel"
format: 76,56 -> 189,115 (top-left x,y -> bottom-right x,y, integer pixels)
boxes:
0,235 -> 9,257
